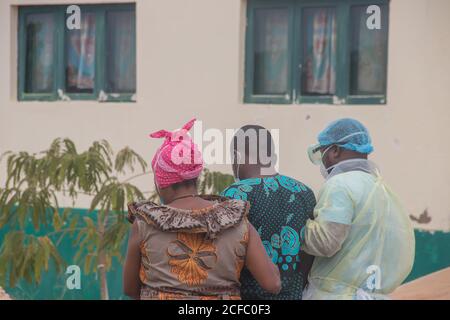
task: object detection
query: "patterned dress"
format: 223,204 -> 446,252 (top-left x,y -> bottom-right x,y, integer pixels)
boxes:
127,195 -> 250,300
221,175 -> 316,300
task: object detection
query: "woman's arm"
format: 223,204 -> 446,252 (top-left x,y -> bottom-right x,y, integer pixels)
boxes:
123,220 -> 142,299
245,224 -> 281,295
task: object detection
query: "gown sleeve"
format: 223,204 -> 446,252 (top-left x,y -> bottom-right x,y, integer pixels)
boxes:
300,179 -> 354,257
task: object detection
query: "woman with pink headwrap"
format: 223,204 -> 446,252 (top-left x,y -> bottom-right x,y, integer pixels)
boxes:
123,119 -> 280,300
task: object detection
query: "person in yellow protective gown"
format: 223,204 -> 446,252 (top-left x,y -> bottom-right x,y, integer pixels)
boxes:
301,118 -> 415,300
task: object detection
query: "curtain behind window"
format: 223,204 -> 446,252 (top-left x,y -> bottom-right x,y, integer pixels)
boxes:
65,13 -> 96,93
105,10 -> 136,93
302,8 -> 337,95
253,8 -> 289,95
25,13 -> 55,93
350,5 -> 388,95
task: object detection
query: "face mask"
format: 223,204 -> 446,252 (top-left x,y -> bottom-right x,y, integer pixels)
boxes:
320,163 -> 329,179
319,145 -> 335,179
320,162 -> 340,179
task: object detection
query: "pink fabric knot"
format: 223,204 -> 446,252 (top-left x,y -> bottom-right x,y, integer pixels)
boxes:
149,118 -> 203,189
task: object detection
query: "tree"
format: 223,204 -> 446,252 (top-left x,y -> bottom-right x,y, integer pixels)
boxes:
0,138 -> 234,299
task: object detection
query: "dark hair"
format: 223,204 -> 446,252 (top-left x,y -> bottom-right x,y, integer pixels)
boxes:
170,178 -> 198,190
232,124 -> 275,164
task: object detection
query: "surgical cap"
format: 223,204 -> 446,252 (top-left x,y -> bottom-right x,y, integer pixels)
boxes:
318,118 -> 374,154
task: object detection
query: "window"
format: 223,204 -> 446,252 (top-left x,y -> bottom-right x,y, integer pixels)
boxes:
244,0 -> 389,105
18,4 -> 136,102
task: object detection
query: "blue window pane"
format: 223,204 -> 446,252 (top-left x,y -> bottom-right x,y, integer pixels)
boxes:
105,10 -> 136,93
24,13 -> 55,93
253,8 -> 289,95
350,5 -> 388,95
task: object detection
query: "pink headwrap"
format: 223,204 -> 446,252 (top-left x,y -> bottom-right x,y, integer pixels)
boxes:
150,118 -> 203,189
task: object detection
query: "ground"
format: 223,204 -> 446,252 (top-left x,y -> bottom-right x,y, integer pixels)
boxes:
391,267 -> 450,300
0,286 -> 11,300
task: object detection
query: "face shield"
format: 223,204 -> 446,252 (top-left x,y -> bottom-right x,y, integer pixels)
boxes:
307,144 -> 323,165
308,144 -> 336,166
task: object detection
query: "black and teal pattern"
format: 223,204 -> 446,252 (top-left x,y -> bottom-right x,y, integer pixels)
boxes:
221,175 -> 316,300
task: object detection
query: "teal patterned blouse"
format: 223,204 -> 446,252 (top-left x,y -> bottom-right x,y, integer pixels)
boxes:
221,174 -> 316,300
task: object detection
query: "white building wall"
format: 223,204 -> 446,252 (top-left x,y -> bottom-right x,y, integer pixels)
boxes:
0,0 -> 449,231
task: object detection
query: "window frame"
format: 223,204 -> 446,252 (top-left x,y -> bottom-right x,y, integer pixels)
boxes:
244,0 -> 296,105
244,0 -> 390,105
18,3 -> 136,102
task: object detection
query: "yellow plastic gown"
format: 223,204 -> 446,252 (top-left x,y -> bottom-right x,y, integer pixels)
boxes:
301,166 -> 415,300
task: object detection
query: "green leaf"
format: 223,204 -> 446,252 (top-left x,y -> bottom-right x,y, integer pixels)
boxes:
83,216 -> 96,230
53,209 -> 62,231
84,254 -> 93,274
90,183 -> 114,211
114,147 -> 147,174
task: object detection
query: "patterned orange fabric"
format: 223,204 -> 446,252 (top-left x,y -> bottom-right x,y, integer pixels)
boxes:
140,286 -> 241,300
139,241 -> 148,283
128,195 -> 249,300
168,233 -> 217,286
199,295 -> 241,300
235,221 -> 249,280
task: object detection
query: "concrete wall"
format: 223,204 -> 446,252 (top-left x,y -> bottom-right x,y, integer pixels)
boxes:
0,0 -> 449,231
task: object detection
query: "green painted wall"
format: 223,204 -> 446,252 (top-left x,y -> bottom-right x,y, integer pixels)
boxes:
1,211 -> 449,299
0,208 -> 129,300
405,230 -> 450,283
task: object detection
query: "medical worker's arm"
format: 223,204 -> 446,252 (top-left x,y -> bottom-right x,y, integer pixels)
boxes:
299,189 -> 316,289
300,181 -> 353,258
301,221 -> 350,257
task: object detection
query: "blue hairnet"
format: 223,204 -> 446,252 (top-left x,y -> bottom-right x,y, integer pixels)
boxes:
318,118 -> 374,154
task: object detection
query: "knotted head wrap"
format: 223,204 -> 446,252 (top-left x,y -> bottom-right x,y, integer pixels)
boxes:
150,118 -> 203,188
